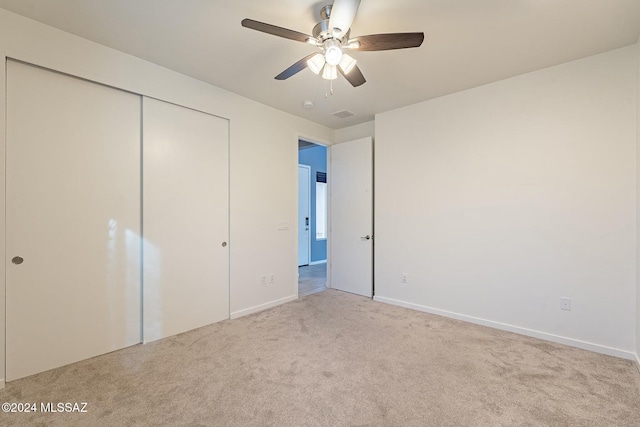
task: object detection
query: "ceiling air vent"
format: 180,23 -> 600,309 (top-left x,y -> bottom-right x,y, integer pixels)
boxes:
331,110 -> 355,119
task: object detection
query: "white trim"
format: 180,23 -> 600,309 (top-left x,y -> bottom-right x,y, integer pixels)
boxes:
298,164 -> 312,267
297,134 -> 332,148
635,353 -> 640,374
326,146 -> 332,290
374,295 -> 637,361
309,260 -> 327,265
296,133 -> 332,291
230,295 -> 296,319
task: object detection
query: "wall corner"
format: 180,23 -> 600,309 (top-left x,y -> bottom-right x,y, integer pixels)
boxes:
636,35 -> 640,362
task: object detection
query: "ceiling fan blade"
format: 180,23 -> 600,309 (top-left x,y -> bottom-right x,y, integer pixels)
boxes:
328,0 -> 361,37
339,64 -> 366,87
275,53 -> 317,80
351,32 -> 424,51
241,18 -> 312,43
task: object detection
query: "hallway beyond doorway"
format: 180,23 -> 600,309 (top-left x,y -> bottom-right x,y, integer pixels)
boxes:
298,263 -> 326,298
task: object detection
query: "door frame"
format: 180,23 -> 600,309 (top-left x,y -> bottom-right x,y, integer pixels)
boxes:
297,136 -> 331,290
298,164 -> 311,267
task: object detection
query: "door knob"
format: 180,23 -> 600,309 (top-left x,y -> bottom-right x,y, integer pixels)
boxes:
12,256 -> 24,265
361,235 -> 372,240
221,242 -> 227,247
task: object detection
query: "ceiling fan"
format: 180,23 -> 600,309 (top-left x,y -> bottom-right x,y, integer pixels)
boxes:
241,0 -> 424,88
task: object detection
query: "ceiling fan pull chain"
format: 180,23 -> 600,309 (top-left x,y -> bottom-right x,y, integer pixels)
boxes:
324,78 -> 335,98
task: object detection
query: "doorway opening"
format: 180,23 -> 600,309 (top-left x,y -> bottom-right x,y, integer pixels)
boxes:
298,139 -> 327,297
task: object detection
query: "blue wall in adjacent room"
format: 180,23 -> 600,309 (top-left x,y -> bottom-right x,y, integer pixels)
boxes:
299,144 -> 327,263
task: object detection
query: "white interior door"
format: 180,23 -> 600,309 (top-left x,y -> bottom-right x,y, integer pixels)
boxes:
6,60 -> 142,381
330,137 -> 373,297
143,97 -> 229,342
298,165 -> 311,266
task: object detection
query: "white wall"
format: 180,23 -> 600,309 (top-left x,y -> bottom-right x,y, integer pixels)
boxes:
375,46 -> 638,358
0,9 -> 334,383
334,121 -> 375,143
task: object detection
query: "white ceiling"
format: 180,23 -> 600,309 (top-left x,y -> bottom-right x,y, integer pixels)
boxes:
1,0 -> 639,129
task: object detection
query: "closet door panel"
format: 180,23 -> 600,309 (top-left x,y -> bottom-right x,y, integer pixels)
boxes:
143,97 -> 229,342
6,61 -> 142,381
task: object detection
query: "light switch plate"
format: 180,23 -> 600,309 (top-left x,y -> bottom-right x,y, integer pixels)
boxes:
278,221 -> 289,231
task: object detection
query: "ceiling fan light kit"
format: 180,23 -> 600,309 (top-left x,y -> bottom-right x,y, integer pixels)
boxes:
323,39 -> 343,66
307,53 -> 326,74
241,0 -> 425,89
322,64 -> 338,80
339,54 -> 357,74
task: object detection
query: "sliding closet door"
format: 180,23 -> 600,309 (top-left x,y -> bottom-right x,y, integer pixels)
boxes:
6,61 -> 142,381
143,97 -> 229,342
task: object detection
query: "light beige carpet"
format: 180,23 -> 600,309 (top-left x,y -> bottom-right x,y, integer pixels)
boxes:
1,289 -> 639,426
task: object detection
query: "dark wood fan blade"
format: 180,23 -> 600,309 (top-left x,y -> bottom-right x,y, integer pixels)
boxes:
339,64 -> 366,87
351,32 -> 424,51
275,53 -> 317,80
241,19 -> 312,43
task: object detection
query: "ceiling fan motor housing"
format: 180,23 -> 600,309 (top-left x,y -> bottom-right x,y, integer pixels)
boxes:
320,5 -> 332,20
313,5 -> 350,43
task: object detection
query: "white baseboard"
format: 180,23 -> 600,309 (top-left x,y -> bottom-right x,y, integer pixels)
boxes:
230,295 -> 297,319
374,295 -> 637,361
308,260 -> 327,265
635,353 -> 640,374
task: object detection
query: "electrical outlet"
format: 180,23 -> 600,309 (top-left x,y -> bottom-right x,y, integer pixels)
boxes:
401,273 -> 408,283
269,273 -> 274,283
560,297 -> 571,311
